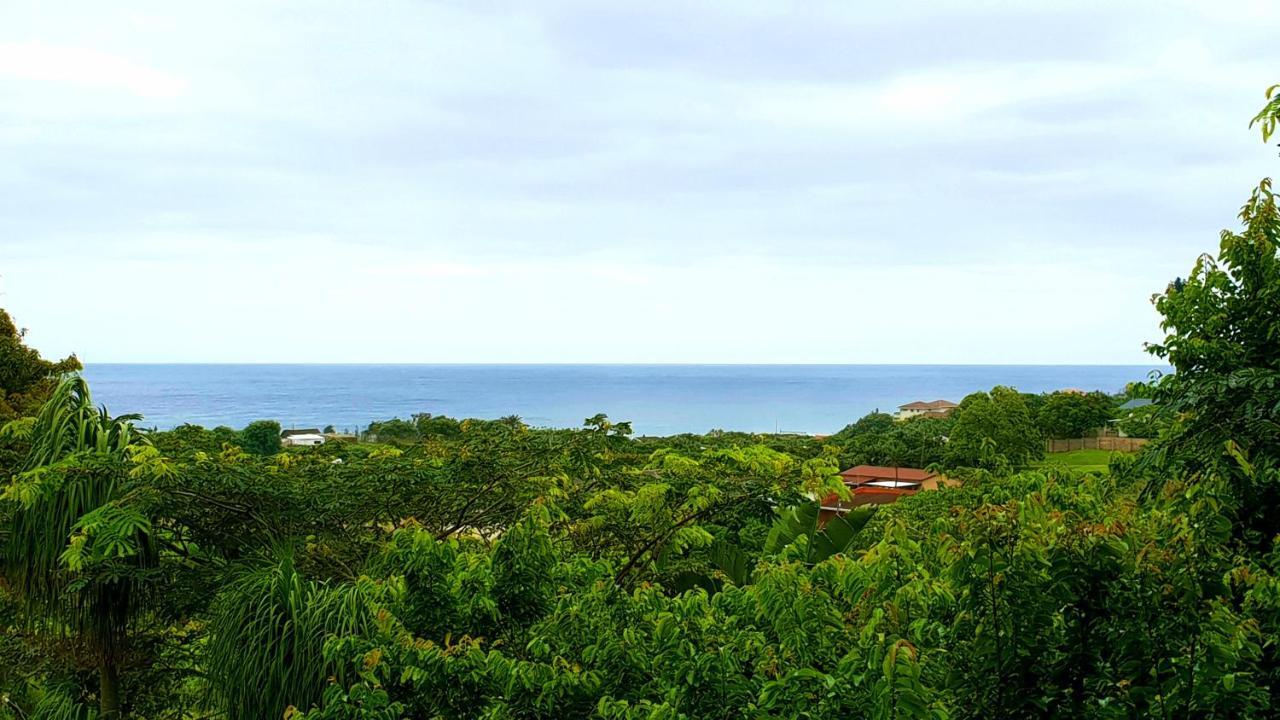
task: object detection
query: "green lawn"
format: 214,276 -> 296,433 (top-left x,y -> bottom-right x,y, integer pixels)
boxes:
1033,449 -> 1121,474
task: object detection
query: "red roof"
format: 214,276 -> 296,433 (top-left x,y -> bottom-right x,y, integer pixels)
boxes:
898,399 -> 958,411
850,487 -> 916,504
820,485 -> 917,511
840,465 -> 937,484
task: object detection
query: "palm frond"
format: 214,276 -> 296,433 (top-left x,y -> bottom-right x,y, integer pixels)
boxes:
18,375 -> 148,471
206,549 -> 375,720
1,375 -> 155,660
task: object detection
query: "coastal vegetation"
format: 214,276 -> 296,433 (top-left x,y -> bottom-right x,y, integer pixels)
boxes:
0,309 -> 81,423
1,91 -> 1279,719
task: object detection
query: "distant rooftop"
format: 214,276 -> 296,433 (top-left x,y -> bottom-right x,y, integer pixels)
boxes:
898,400 -> 958,411
840,465 -> 938,484
1118,398 -> 1153,410
281,428 -> 322,437
863,480 -> 922,489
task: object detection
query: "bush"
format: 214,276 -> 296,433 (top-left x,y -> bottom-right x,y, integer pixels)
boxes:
239,419 -> 282,455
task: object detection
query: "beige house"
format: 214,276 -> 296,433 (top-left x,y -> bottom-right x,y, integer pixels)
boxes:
895,399 -> 958,421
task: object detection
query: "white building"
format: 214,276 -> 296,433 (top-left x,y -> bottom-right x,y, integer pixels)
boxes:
282,432 -> 326,447
281,428 -> 327,446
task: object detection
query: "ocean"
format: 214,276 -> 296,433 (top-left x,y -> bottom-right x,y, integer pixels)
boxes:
79,364 -> 1166,436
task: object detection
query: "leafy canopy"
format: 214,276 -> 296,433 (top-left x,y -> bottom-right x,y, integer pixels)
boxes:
945,386 -> 1043,470
239,419 -> 283,455
1144,177 -> 1280,543
0,308 -> 82,421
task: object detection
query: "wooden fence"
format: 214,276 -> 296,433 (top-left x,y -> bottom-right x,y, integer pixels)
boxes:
1045,437 -> 1150,453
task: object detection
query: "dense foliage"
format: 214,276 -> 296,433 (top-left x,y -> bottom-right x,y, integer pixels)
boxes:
2,85 -> 1279,720
944,386 -> 1042,471
1141,176 -> 1280,547
830,413 -> 951,469
240,420 -> 283,456
367,414 -> 465,443
1031,391 -> 1116,440
1114,401 -> 1163,440
0,309 -> 81,422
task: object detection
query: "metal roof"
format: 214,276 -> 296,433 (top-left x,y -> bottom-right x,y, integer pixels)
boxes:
1118,398 -> 1153,410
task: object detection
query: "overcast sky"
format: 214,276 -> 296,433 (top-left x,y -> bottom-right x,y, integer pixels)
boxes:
1,1 -> 1276,363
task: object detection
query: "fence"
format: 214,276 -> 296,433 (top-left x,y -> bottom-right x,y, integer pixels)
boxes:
1045,437 -> 1150,453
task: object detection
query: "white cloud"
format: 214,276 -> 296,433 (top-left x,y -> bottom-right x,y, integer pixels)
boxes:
0,0 -> 1275,363
0,41 -> 186,98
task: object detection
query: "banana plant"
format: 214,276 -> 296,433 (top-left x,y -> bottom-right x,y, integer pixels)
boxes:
674,502 -> 876,595
765,501 -> 877,565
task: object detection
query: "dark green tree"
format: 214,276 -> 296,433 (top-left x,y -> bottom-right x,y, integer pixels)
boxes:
832,412 -> 896,440
1,377 -> 152,718
412,413 -> 461,438
831,412 -> 951,469
492,510 -> 557,626
205,553 -> 373,720
1145,177 -> 1280,543
366,417 -> 419,444
239,419 -> 282,455
1115,403 -> 1164,439
946,386 -> 1043,470
1035,391 -> 1116,439
0,308 -> 82,421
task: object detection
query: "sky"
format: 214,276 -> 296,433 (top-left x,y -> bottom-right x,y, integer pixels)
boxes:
0,1 -> 1276,364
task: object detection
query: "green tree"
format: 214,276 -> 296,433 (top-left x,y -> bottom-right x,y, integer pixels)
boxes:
491,510 -> 557,626
366,417 -> 419,444
946,386 -> 1043,470
239,419 -> 282,455
149,422 -> 241,456
1114,402 -> 1163,439
1250,83 -> 1280,143
1,376 -> 151,718
832,412 -> 951,469
1144,177 -> 1280,543
0,308 -> 81,422
832,412 -> 896,441
412,413 -> 461,438
1035,391 -> 1116,439
205,552 -> 374,720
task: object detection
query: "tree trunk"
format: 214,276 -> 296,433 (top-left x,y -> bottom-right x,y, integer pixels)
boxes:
100,659 -> 121,719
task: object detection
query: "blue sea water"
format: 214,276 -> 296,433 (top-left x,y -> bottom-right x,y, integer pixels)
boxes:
79,364 -> 1166,436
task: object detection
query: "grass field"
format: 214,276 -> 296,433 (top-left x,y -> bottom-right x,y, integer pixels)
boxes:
1033,449 -> 1122,474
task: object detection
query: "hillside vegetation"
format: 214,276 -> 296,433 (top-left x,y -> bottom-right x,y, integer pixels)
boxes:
0,90 -> 1278,719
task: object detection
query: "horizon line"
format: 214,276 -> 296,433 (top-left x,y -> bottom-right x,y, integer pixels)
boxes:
79,361 -> 1168,368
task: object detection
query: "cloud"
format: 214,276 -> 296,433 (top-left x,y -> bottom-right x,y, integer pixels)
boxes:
0,0 -> 1276,363
0,41 -> 186,98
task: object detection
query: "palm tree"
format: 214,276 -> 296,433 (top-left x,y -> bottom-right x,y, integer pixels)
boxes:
1,375 -> 151,718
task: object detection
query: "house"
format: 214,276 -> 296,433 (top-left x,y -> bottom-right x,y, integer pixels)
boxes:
819,464 -> 954,522
281,428 -> 326,447
840,464 -> 942,489
1118,398 -> 1153,411
281,428 -> 322,438
895,400 -> 957,421
282,432 -> 326,447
